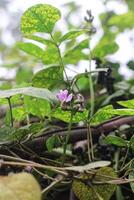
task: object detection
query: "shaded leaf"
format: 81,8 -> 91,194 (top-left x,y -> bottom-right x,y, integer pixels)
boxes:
129,160 -> 134,193
24,96 -> 51,118
21,4 -> 61,34
105,135 -> 129,147
72,167 -> 117,200
46,134 -> 61,152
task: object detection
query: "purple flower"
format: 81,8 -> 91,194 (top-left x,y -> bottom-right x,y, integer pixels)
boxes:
56,90 -> 73,103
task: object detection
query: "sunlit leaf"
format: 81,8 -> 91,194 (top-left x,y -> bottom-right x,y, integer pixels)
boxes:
21,4 -> 61,34
25,35 -> 54,45
92,32 -> 119,58
90,105 -> 114,126
63,39 -> 89,64
108,12 -> 134,32
17,42 -> 44,59
59,29 -> 88,43
52,107 -> 88,123
118,99 -> 134,109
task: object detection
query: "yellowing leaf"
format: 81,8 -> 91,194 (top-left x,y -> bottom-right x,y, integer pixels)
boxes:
21,4 -> 61,34
0,172 -> 41,200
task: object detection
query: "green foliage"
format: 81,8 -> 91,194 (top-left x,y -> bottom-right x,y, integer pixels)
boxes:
108,12 -> 134,32
90,105 -> 114,125
32,66 -> 64,89
92,32 -> 119,58
17,42 -> 44,59
118,99 -> 134,108
63,39 -> 89,64
21,4 -> 61,34
24,96 -> 51,118
59,29 -> 88,43
0,87 -> 56,102
72,167 -> 117,200
105,135 -> 128,147
129,160 -> 134,193
46,135 -> 61,152
51,107 -> 88,123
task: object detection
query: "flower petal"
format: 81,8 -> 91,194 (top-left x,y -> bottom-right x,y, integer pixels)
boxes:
66,93 -> 73,102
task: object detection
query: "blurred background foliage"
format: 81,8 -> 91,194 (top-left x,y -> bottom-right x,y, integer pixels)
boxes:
0,0 -> 134,125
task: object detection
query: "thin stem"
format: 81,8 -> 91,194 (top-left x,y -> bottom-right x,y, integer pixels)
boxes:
87,37 -> 95,161
7,97 -> 13,127
88,43 -> 94,118
0,160 -> 68,176
50,33 -> 70,86
87,123 -> 92,162
42,176 -> 64,194
62,110 -> 74,166
114,149 -> 125,200
87,122 -> 94,161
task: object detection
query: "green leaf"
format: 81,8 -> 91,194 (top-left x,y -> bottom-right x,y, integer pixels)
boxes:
25,35 -> 54,45
65,161 -> 111,172
0,173 -> 41,200
130,135 -> 134,150
90,105 -> 114,126
12,107 -> 27,121
118,99 -> 134,109
46,134 -> 61,152
105,135 -> 129,147
92,32 -> 119,58
107,108 -> 134,116
108,12 -> 134,32
24,96 -> 51,118
52,107 -> 88,123
63,39 -> 89,64
0,87 -> 56,102
32,66 -> 64,89
125,0 -> 134,11
17,42 -> 44,59
42,44 -> 59,65
59,30 -> 88,43
72,167 -> 117,200
0,127 -> 28,144
91,106 -> 134,126
127,60 -> 134,70
21,4 -> 61,34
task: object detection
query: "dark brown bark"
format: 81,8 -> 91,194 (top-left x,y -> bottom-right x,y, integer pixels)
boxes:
25,116 -> 134,152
